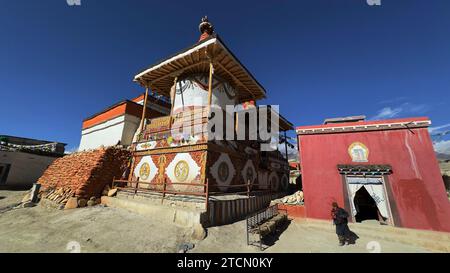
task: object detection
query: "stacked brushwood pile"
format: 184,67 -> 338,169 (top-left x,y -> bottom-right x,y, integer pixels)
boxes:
40,187 -> 76,206
38,146 -> 131,208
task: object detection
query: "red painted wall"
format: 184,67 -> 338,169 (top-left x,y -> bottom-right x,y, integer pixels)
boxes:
277,204 -> 306,218
298,125 -> 450,232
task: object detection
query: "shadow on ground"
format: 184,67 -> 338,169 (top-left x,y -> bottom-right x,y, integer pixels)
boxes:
260,219 -> 292,250
0,185 -> 32,191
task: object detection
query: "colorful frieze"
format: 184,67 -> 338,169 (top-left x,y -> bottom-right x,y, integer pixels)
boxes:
131,151 -> 207,193
136,133 -> 207,151
131,146 -> 289,194
135,141 -> 157,151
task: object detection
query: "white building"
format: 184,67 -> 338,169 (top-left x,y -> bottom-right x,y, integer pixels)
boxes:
78,94 -> 170,151
0,135 -> 66,188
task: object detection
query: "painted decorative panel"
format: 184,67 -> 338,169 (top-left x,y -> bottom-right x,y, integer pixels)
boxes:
281,174 -> 289,191
133,156 -> 158,186
165,152 -> 201,191
269,171 -> 280,191
258,170 -> 269,189
210,153 -> 236,191
241,159 -> 257,185
136,141 -> 157,151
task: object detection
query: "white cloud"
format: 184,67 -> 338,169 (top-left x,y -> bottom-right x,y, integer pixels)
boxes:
434,140 -> 450,155
429,123 -> 450,134
371,102 -> 429,120
278,142 -> 298,160
371,107 -> 403,120
407,103 -> 428,113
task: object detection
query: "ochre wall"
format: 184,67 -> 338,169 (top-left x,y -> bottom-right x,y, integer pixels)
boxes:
298,127 -> 450,232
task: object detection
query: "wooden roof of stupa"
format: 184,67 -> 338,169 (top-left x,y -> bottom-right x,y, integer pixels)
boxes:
134,34 -> 266,103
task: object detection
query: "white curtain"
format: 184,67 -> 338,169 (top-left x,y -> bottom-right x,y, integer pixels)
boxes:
347,184 -> 364,216
346,176 -> 390,219
364,184 -> 389,219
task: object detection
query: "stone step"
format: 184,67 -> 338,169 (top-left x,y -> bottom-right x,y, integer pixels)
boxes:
101,196 -> 208,228
298,218 -> 450,252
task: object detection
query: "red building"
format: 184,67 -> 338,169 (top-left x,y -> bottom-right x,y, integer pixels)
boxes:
296,116 -> 450,232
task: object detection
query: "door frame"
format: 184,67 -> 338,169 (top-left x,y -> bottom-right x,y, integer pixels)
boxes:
344,175 -> 394,226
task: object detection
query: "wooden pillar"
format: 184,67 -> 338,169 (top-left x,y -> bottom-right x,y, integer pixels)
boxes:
139,86 -> 149,133
207,62 -> 214,114
169,77 -> 178,129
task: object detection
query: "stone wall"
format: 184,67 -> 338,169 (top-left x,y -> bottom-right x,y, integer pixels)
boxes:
38,147 -> 131,199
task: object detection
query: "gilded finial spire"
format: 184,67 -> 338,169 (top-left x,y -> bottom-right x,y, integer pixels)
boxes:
198,16 -> 214,41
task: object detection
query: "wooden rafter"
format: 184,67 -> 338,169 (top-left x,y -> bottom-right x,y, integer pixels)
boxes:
214,61 -> 256,100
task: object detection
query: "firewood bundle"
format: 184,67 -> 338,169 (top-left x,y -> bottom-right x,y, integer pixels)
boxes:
40,187 -> 75,205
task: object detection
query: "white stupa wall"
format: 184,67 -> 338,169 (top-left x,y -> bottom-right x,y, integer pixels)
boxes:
172,74 -> 237,113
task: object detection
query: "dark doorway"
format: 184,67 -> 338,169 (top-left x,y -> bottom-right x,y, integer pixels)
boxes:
353,186 -> 379,222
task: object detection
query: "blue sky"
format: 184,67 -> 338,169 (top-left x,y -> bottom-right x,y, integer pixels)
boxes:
1,0 -> 449,154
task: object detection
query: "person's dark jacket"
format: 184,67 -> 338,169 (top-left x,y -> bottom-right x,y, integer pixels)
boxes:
332,208 -> 349,225
332,207 -> 351,236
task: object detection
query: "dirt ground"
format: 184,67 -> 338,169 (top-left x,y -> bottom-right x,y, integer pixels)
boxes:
193,219 -> 432,253
0,190 -> 191,253
0,190 -> 435,253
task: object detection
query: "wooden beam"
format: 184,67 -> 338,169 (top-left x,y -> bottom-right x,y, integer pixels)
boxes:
152,61 -> 208,84
214,61 -> 256,101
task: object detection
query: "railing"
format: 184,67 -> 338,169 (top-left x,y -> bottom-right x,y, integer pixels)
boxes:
208,183 -> 272,197
113,177 -> 210,210
139,109 -> 209,142
246,204 -> 288,250
111,178 -> 273,212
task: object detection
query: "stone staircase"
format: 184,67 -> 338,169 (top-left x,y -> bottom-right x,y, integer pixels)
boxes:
300,218 -> 450,252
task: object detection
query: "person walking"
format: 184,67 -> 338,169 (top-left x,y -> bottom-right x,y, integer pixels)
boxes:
331,202 -> 351,246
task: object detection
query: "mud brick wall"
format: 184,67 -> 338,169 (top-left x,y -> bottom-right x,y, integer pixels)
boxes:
38,147 -> 131,199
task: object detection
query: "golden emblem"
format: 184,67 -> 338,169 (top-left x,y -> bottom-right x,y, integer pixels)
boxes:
139,162 -> 150,180
348,142 -> 369,162
174,160 -> 189,182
